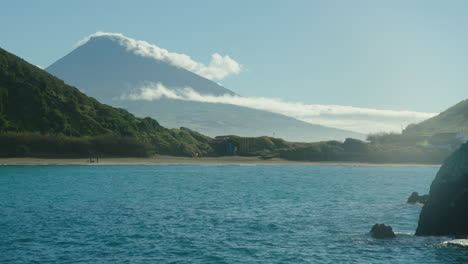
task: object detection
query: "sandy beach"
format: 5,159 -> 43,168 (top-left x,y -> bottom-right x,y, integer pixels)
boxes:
0,155 -> 441,167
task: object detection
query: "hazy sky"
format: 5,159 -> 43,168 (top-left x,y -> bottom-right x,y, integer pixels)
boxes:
1,0 -> 467,113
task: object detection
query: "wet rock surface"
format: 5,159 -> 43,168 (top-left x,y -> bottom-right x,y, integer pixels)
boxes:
407,192 -> 429,204
416,141 -> 468,236
370,224 -> 396,239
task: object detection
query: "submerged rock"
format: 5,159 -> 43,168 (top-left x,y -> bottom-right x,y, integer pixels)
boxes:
370,224 -> 396,239
416,141 -> 468,236
407,192 -> 429,204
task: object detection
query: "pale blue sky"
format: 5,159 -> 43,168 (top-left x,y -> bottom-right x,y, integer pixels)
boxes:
1,0 -> 467,112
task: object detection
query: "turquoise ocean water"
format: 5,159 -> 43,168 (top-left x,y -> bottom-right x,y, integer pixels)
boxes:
1,165 -> 467,263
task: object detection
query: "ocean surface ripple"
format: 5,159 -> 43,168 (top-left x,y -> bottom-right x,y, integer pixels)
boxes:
0,165 -> 466,263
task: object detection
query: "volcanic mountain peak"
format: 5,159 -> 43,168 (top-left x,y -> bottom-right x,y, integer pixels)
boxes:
75,32 -> 241,83
45,33 -> 364,142
46,32 -> 237,97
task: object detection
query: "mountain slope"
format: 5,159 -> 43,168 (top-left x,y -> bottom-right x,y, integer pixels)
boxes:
0,47 -> 214,157
46,34 -> 364,142
120,99 -> 363,141
404,99 -> 468,136
46,36 -> 235,98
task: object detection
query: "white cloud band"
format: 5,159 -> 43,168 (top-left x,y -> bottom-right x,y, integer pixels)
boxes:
122,83 -> 437,134
76,32 -> 241,81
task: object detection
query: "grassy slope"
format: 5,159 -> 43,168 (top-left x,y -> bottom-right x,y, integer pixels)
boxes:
404,99 -> 468,136
0,47 -> 214,157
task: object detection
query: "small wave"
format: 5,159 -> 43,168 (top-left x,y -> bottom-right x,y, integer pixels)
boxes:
394,232 -> 415,236
438,239 -> 468,248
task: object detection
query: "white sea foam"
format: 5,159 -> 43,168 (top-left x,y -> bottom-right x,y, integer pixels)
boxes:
439,239 -> 468,248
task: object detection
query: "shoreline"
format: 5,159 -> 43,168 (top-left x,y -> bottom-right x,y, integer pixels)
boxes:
0,155 -> 441,167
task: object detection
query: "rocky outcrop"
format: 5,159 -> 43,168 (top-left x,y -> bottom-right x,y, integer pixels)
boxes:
370,224 -> 396,239
407,192 -> 429,204
416,141 -> 468,236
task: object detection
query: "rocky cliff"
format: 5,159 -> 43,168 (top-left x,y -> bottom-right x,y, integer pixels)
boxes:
416,141 -> 468,236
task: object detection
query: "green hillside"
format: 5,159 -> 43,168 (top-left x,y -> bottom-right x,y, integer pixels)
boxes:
0,47 -> 214,157
404,99 -> 468,136
213,136 -> 450,164
0,46 -> 455,163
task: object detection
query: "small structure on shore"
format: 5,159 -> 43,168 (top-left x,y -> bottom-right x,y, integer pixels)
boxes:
210,136 -> 237,155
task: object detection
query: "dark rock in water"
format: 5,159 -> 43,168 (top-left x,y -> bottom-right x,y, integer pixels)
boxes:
370,224 -> 396,239
407,192 -> 429,204
416,141 -> 468,236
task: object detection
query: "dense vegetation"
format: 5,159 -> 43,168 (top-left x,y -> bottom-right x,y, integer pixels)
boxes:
0,46 -> 460,163
214,136 -> 451,164
208,97 -> 468,164
0,47 -> 214,157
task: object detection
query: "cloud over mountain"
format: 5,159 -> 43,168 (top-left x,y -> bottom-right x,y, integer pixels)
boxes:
76,32 -> 241,81
122,83 -> 437,134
